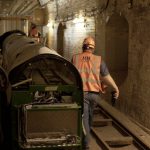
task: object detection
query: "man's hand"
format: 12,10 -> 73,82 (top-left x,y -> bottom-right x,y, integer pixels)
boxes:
113,88 -> 119,99
102,74 -> 119,99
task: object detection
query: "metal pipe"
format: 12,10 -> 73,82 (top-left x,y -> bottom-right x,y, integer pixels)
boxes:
12,78 -> 32,87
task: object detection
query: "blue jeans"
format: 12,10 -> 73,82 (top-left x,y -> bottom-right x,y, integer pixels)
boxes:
83,92 -> 101,148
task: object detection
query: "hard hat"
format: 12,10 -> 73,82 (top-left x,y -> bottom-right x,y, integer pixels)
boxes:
83,37 -> 95,49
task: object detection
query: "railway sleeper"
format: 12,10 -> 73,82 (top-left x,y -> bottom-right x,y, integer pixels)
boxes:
92,118 -> 112,127
106,136 -> 133,146
91,127 -> 134,150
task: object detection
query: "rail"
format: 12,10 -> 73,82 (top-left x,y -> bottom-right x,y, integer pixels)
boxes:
91,100 -> 150,150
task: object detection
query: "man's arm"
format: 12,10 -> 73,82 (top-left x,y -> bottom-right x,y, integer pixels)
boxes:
101,74 -> 119,99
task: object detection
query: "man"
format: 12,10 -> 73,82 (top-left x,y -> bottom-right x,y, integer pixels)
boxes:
29,23 -> 41,43
72,36 -> 119,150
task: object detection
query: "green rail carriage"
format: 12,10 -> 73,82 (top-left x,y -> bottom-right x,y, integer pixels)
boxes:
0,31 -> 83,150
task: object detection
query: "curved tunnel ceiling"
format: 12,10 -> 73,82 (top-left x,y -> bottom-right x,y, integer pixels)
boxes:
0,0 -> 40,16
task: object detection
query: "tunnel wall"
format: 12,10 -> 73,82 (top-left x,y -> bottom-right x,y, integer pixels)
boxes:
43,0 -> 150,130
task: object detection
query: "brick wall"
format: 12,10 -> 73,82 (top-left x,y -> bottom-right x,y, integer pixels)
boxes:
63,17 -> 95,61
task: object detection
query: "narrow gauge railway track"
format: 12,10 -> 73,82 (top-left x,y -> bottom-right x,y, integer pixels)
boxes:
91,100 -> 150,150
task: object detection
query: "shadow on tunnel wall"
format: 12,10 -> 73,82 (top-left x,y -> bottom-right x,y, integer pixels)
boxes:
57,22 -> 66,56
105,13 -> 129,86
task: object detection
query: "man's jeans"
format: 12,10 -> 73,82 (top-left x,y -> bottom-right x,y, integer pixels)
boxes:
83,92 -> 101,148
